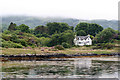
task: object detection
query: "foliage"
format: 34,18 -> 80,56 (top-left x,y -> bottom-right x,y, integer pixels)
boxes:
62,42 -> 71,48
75,22 -> 103,36
19,39 -> 27,47
48,30 -> 74,47
8,22 -> 16,31
2,33 -> 11,41
2,41 -> 23,48
38,37 -> 51,46
3,30 -> 11,34
1,21 -> 118,49
47,22 -> 71,35
34,25 -> 48,34
54,45 -> 64,50
36,33 -> 49,38
61,30 -> 75,45
16,24 -> 30,33
48,33 -> 61,46
93,43 -> 115,49
76,30 -> 86,36
94,28 -> 116,43
87,23 -> 103,36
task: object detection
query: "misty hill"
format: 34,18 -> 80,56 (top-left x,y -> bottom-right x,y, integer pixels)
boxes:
1,16 -> 118,30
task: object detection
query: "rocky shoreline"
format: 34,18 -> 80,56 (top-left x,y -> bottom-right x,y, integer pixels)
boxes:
0,53 -> 119,61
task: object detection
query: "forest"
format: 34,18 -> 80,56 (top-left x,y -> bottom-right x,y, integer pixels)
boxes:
1,22 -> 120,50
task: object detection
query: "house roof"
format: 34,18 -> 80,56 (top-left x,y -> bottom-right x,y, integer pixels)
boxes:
75,35 -> 90,40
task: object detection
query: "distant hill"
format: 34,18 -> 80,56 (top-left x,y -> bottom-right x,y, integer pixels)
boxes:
1,16 -> 118,30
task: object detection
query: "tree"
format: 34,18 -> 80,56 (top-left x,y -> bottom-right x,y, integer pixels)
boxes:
38,37 -> 51,46
48,33 -> 61,46
8,22 -> 16,31
16,24 -> 30,33
75,22 -> 103,36
70,26 -> 74,31
87,23 -> 103,36
75,22 -> 89,32
76,30 -> 86,36
46,22 -> 70,35
61,30 -> 75,45
34,25 -> 48,34
94,28 -> 116,43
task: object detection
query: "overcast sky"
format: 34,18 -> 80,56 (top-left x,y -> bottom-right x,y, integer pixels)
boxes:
0,0 -> 119,20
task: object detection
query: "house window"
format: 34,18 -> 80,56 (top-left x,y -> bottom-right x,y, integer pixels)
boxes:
79,42 -> 82,44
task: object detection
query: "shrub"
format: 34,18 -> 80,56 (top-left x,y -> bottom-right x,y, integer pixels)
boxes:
19,39 -> 27,47
2,41 -> 23,48
93,43 -> 115,49
3,30 -> 11,34
2,34 -> 11,41
104,43 -> 115,49
54,45 -> 64,50
62,42 -> 71,48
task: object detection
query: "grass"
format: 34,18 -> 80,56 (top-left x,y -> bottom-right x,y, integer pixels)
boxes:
0,46 -> 118,55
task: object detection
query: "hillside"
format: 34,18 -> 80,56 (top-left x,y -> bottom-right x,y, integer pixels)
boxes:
1,16 -> 118,30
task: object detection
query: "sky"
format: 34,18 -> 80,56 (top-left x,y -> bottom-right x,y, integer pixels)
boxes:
0,0 -> 119,20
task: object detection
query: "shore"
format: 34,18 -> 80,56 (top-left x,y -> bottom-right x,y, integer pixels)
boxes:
0,52 -> 119,61
0,47 -> 119,61
0,46 -> 118,55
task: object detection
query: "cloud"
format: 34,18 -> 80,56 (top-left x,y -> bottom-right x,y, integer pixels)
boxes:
0,0 -> 119,20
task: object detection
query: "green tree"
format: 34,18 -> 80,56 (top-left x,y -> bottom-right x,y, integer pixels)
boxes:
61,30 -> 75,45
75,22 -> 103,36
94,28 -> 116,43
76,30 -> 86,36
8,22 -> 16,31
46,22 -> 70,35
34,25 -> 48,34
75,22 -> 89,32
87,23 -> 103,36
38,37 -> 51,46
48,33 -> 61,46
16,24 -> 30,33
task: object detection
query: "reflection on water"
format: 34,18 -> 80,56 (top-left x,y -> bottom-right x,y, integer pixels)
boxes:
1,57 -> 120,78
73,58 -> 119,78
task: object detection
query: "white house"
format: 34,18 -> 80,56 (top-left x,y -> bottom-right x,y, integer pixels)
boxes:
74,35 -> 92,46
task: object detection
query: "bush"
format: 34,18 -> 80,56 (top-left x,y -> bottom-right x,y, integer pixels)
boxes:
2,41 -> 23,48
19,39 -> 27,47
54,45 -> 64,50
93,43 -> 115,49
2,34 -> 11,41
62,42 -> 71,48
104,43 -> 115,49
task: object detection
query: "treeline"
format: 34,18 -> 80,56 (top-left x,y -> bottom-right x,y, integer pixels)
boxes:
1,22 -> 120,49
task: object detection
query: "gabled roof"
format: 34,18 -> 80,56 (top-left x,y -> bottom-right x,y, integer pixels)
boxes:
75,35 -> 90,40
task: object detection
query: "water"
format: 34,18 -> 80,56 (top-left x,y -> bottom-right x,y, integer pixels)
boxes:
1,57 -> 120,78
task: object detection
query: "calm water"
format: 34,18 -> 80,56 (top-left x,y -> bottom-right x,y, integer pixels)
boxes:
1,57 -> 120,78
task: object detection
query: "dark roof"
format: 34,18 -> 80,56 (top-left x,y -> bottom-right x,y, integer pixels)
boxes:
76,36 -> 90,40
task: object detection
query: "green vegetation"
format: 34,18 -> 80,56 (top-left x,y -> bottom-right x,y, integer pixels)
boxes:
1,47 -> 118,55
75,22 -> 103,36
1,21 -> 119,55
1,22 -> 75,48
